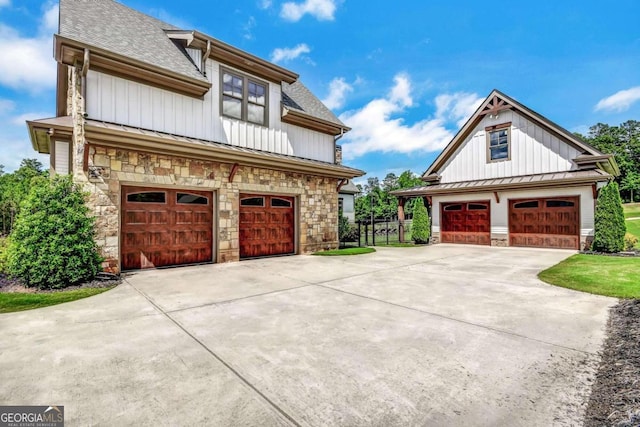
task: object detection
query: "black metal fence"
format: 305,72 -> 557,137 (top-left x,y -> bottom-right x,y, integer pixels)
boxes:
340,219 -> 412,247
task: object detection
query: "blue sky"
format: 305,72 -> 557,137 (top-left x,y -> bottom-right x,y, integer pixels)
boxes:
1,0 -> 639,184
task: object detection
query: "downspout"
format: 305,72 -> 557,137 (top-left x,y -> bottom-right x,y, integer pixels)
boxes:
202,40 -> 211,77
80,48 -> 90,112
334,127 -> 345,164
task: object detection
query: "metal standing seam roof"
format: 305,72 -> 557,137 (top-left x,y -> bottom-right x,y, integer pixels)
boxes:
392,169 -> 611,196
84,119 -> 363,175
59,0 -> 347,130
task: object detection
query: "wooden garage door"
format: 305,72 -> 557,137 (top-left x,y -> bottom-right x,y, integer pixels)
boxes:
509,197 -> 579,249
441,201 -> 491,245
121,186 -> 213,270
240,194 -> 295,258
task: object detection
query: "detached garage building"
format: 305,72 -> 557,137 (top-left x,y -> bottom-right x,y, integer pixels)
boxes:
393,90 -> 619,250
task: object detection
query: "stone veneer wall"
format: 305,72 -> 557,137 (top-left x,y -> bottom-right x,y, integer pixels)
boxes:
65,67 -> 339,272
85,145 -> 339,271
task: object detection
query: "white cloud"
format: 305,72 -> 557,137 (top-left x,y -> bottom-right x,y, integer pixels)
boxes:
339,74 -> 483,161
0,3 -> 59,92
243,16 -> 256,40
11,111 -> 52,126
389,73 -> 412,107
42,2 -> 59,33
280,0 -> 336,21
434,92 -> 483,128
322,77 -> 353,110
270,43 -> 311,63
594,86 -> 640,113
0,0 -> 10,8
258,0 -> 272,9
0,99 -> 15,115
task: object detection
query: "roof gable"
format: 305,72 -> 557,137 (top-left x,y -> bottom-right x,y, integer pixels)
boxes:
423,90 -> 608,179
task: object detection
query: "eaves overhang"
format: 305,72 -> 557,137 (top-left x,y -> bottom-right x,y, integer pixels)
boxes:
84,120 -> 364,179
281,107 -> 350,136
26,116 -> 74,154
185,32 -> 298,84
54,35 -> 212,98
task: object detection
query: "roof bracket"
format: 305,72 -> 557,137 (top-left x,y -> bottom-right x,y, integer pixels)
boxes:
229,163 -> 239,183
493,191 -> 500,203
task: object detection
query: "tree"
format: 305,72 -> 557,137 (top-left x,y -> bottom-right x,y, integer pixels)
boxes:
6,175 -> 103,289
583,120 -> 640,202
411,197 -> 430,244
0,158 -> 47,235
592,181 -> 626,253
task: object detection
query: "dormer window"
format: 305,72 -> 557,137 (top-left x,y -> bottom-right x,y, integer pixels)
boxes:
221,69 -> 267,126
486,123 -> 511,162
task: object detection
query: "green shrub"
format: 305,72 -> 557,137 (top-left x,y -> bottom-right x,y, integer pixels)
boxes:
0,236 -> 8,274
338,215 -> 359,242
411,197 -> 430,244
624,233 -> 638,251
6,175 -> 103,289
593,182 -> 626,253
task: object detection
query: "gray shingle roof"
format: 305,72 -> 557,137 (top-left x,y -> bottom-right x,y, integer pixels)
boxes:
59,0 -> 346,129
59,0 -> 207,82
282,81 -> 347,128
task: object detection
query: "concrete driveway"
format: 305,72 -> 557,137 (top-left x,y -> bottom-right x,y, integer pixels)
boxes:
0,245 -> 615,426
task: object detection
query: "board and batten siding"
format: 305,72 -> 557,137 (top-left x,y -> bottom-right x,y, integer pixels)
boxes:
53,140 -> 70,175
85,60 -> 335,163
438,110 -> 583,183
431,185 -> 595,238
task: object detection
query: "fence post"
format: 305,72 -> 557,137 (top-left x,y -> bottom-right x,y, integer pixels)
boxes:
386,219 -> 389,245
372,220 -> 376,246
364,222 -> 368,246
357,221 -> 361,247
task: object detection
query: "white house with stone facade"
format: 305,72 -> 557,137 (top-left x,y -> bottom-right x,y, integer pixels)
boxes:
27,0 -> 363,272
393,90 -> 619,250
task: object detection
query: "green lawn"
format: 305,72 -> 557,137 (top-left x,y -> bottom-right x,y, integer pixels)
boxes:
623,202 -> 640,219
0,286 -> 115,314
313,247 -> 376,256
623,203 -> 640,249
538,254 -> 640,298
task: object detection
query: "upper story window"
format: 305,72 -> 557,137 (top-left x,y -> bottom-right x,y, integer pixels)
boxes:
221,69 -> 267,126
486,123 -> 511,162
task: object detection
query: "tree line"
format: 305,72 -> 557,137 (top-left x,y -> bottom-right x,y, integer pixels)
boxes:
576,120 -> 640,203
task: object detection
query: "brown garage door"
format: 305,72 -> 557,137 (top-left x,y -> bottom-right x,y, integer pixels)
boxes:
509,197 -> 579,249
240,194 -> 295,258
121,186 -> 213,270
441,201 -> 490,245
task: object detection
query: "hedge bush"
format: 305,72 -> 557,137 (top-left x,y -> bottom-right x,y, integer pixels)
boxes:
411,197 -> 430,244
6,175 -> 103,289
0,236 -> 8,274
593,181 -> 626,253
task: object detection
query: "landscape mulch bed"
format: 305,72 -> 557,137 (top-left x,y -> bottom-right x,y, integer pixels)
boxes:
0,272 -> 121,293
584,299 -> 640,427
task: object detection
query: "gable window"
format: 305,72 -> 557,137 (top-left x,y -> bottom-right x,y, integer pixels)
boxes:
221,69 -> 267,126
486,123 -> 511,162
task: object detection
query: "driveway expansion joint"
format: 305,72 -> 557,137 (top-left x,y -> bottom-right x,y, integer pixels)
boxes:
314,283 -> 598,356
124,278 -> 302,427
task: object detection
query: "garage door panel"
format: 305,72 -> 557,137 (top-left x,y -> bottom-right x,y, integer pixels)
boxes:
441,201 -> 490,246
509,197 -> 579,249
121,186 -> 213,270
240,194 -> 295,258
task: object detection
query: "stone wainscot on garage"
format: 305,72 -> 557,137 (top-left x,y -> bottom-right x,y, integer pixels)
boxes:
26,0 -> 363,272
